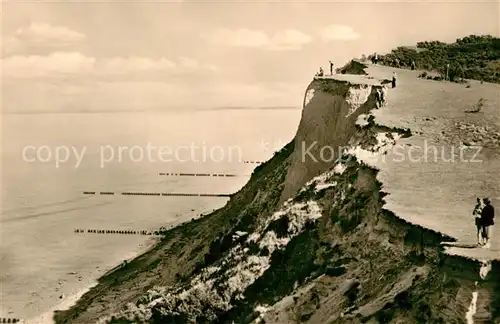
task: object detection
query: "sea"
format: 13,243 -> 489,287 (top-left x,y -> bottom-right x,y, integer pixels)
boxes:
0,108 -> 302,322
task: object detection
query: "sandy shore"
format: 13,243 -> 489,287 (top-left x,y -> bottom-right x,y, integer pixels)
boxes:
24,285 -> 98,324
21,237 -> 159,324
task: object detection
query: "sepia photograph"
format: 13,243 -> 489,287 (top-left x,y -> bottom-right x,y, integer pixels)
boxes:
1,0 -> 499,323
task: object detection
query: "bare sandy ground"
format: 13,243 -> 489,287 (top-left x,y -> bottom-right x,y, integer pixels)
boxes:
359,64 -> 500,261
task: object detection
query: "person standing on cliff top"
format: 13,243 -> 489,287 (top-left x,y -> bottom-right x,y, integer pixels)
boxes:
392,72 -> 397,88
375,89 -> 382,108
381,85 -> 388,106
481,198 -> 495,249
473,197 -> 485,245
457,64 -> 465,82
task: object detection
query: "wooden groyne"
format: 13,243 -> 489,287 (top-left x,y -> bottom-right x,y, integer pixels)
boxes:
74,229 -> 159,236
159,172 -> 248,177
243,160 -> 264,164
82,191 -> 233,197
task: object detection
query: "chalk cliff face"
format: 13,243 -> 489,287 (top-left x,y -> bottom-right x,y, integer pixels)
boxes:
280,78 -> 379,201
54,64 -> 500,324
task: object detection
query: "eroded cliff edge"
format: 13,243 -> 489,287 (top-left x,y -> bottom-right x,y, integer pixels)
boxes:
54,63 -> 500,324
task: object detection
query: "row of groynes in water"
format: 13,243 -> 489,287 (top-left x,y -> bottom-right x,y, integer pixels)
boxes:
83,191 -> 232,197
74,229 -> 161,235
0,318 -> 20,323
159,172 -> 246,177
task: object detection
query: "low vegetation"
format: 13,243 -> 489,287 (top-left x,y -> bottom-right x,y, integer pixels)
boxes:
465,98 -> 487,113
336,60 -> 368,75
371,35 -> 500,83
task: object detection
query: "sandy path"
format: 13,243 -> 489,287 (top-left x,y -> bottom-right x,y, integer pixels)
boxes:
363,64 -> 500,261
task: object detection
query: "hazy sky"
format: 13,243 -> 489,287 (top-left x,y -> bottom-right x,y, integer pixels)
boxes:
2,0 -> 499,112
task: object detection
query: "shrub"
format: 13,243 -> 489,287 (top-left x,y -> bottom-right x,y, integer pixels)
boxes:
466,98 -> 486,113
418,71 -> 428,78
377,35 -> 500,83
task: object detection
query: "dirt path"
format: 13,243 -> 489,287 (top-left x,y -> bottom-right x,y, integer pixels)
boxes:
362,64 -> 500,261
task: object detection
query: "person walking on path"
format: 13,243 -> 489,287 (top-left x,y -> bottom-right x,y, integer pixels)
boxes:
481,198 -> 495,249
381,85 -> 388,106
375,89 -> 382,108
411,60 -> 416,71
473,197 -> 485,245
457,64 -> 465,82
392,72 -> 397,88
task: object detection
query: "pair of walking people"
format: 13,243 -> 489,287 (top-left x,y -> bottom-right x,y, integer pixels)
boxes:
375,86 -> 388,108
473,197 -> 495,248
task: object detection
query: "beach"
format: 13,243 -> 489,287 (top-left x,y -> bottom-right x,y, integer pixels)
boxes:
0,108 -> 301,322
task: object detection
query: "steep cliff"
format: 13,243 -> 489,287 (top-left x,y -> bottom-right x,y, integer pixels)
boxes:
280,75 -> 380,201
54,64 -> 500,324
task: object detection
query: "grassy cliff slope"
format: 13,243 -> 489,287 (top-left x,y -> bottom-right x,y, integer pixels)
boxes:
54,63 -> 500,324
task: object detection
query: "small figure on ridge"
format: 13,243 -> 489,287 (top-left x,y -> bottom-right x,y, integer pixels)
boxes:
381,85 -> 388,106
480,197 -> 495,249
472,197 -> 485,245
375,89 -> 382,108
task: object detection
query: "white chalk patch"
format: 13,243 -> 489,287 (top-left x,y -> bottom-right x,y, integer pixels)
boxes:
304,88 -> 315,107
233,231 -> 248,240
104,198 -> 324,323
247,232 -> 262,243
355,113 -> 370,127
333,163 -> 347,175
315,182 -> 337,192
301,162 -> 345,194
255,304 -> 270,314
464,260 -> 492,324
479,261 -> 491,280
259,231 -> 290,254
254,304 -> 270,323
346,131 -> 401,167
373,132 -> 401,152
345,85 -> 372,117
345,146 -> 381,168
465,291 -> 478,324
